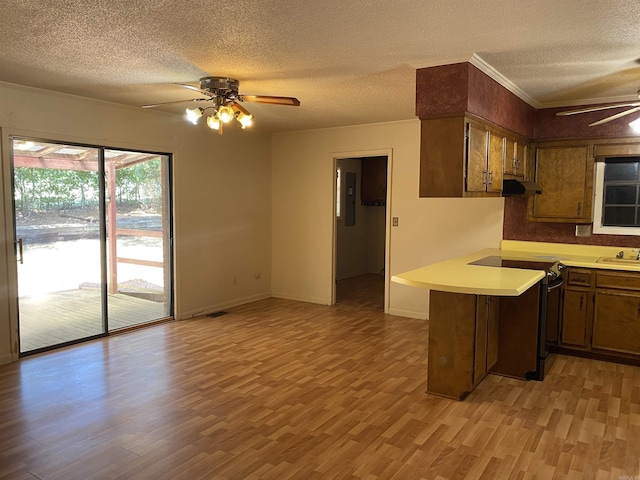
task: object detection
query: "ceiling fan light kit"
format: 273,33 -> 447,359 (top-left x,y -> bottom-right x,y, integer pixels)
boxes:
556,88 -> 640,134
143,76 -> 299,135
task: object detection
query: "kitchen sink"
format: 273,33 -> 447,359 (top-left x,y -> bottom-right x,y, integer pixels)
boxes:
596,256 -> 640,264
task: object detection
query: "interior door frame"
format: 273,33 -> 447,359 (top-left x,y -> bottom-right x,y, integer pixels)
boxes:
331,148 -> 393,312
1,128 -> 175,361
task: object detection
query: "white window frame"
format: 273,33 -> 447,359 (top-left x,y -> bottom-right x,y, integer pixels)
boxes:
593,160 -> 640,235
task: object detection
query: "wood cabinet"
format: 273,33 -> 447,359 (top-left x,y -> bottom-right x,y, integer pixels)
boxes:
558,267 -> 640,365
523,144 -> 535,182
492,282 -> 541,379
529,142 -> 594,223
560,268 -> 593,349
427,291 -> 498,400
419,115 -> 525,198
503,137 -> 528,178
466,121 -> 505,194
593,271 -> 640,356
561,289 -> 591,347
360,156 -> 387,204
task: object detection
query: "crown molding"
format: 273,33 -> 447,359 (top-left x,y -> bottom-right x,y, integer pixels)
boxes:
468,54 -> 540,108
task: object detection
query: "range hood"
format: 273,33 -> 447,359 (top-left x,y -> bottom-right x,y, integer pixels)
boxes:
502,179 -> 542,196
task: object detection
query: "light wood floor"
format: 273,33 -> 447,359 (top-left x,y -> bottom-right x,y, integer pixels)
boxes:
1,282 -> 639,479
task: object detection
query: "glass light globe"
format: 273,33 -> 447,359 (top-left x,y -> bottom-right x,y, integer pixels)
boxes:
217,105 -> 235,123
207,116 -> 221,130
237,112 -> 253,129
185,107 -> 203,124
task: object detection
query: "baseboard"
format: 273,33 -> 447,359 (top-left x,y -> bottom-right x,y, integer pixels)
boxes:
180,292 -> 271,320
387,308 -> 427,320
0,353 -> 14,365
271,292 -> 331,305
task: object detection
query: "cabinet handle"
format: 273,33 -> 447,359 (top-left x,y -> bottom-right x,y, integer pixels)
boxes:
637,302 -> 640,317
488,171 -> 493,185
580,294 -> 584,310
577,202 -> 582,216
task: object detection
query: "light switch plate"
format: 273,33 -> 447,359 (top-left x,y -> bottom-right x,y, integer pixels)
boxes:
575,225 -> 591,237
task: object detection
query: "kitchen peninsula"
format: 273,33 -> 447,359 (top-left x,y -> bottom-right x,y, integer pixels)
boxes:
394,241 -> 640,400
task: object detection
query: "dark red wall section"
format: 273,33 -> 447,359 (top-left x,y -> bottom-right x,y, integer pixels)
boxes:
415,63 -> 469,118
466,65 -> 535,138
534,105 -> 636,140
503,196 -> 639,247
416,63 -> 535,137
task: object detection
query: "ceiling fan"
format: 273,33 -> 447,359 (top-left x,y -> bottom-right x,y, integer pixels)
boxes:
143,76 -> 300,134
556,88 -> 640,128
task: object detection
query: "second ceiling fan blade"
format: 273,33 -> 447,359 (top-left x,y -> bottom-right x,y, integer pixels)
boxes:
175,83 -> 216,97
557,102 -> 640,116
589,106 -> 640,126
239,95 -> 300,106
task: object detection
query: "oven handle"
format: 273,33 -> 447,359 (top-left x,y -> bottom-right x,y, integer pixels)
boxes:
547,276 -> 564,291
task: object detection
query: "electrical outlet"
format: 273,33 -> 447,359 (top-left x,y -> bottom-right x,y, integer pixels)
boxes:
392,217 -> 399,227
575,225 -> 591,237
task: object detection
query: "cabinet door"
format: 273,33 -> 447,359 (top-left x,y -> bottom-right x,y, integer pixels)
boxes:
531,145 -> 592,222
515,141 -> 525,177
561,289 -> 590,347
593,292 -> 640,355
466,122 -> 488,193
487,131 -> 504,193
523,144 -> 535,182
473,296 -> 488,385
361,156 -> 387,202
473,296 -> 499,386
504,137 -> 516,176
486,296 -> 499,370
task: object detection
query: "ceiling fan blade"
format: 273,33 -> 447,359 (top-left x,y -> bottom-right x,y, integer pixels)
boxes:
556,102 -> 640,116
589,106 -> 640,126
239,95 -> 300,106
175,83 -> 216,97
142,98 -> 208,108
230,101 -> 251,116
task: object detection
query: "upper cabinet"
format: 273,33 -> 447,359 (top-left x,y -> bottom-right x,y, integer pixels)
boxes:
504,137 -> 532,180
529,142 -> 593,223
360,156 -> 387,205
419,115 -> 526,198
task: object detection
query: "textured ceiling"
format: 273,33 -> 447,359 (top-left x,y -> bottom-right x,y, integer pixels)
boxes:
1,0 -> 640,133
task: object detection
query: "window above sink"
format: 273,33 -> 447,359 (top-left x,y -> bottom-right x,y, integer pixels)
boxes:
593,157 -> 640,236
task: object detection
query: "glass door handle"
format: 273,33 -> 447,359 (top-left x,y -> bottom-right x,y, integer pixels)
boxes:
16,238 -> 23,264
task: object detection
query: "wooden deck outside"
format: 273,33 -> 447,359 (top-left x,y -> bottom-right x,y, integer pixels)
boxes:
19,289 -> 167,353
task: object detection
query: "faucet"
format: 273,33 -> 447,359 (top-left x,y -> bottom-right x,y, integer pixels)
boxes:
617,250 -> 625,258
632,249 -> 640,260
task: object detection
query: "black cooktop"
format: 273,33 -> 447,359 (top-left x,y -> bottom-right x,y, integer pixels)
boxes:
468,255 -> 557,272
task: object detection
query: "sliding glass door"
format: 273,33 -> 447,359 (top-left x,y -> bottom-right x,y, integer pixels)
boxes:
105,149 -> 172,330
11,138 -> 173,355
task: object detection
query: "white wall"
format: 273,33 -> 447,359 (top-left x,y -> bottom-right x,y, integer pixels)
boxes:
271,120 -> 505,318
0,83 -> 272,364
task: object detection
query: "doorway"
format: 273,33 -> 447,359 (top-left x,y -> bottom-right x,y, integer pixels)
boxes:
334,155 -> 389,310
11,137 -> 173,355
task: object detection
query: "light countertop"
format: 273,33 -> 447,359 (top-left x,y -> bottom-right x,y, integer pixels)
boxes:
392,241 -> 640,297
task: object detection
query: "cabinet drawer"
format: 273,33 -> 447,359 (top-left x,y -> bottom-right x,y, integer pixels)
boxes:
596,271 -> 640,291
566,269 -> 592,287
